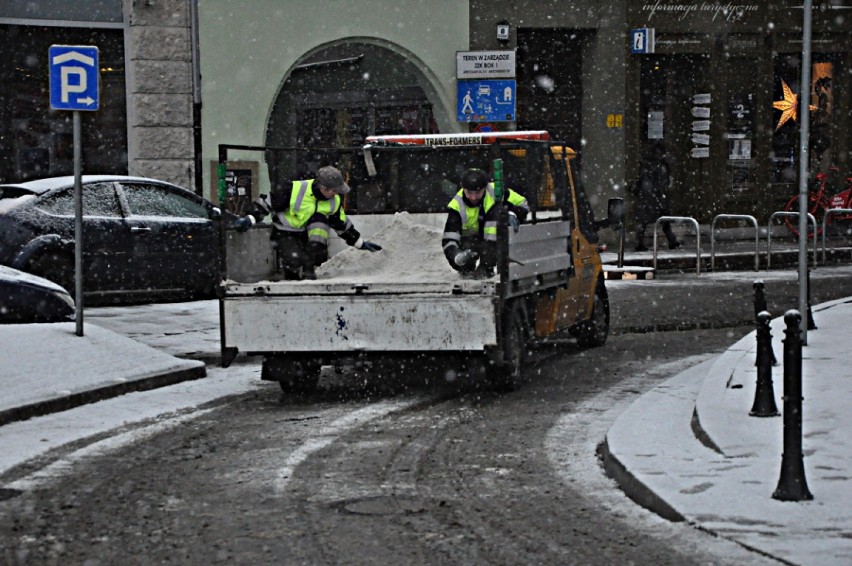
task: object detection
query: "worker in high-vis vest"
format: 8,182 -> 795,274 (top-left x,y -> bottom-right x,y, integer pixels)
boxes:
234,166 -> 381,280
442,168 -> 529,277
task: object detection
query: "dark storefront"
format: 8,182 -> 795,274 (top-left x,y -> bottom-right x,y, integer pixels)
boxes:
627,2 -> 851,222
515,28 -> 587,151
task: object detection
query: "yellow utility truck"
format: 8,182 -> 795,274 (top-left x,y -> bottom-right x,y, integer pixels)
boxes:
218,131 -> 622,392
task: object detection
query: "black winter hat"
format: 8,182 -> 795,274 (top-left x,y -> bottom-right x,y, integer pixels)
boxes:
461,168 -> 489,191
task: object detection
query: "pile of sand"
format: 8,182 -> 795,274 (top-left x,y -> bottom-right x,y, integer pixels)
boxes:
316,213 -> 462,283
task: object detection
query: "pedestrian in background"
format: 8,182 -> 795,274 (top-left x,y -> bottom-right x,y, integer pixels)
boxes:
632,141 -> 681,251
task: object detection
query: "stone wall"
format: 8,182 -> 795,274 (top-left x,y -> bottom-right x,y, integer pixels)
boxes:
126,0 -> 196,191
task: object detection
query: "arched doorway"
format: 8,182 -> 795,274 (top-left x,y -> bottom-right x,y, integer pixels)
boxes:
265,41 -> 439,181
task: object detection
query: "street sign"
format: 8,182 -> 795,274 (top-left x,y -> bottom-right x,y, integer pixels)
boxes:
630,28 -> 655,54
690,133 -> 710,145
690,147 -> 710,158
457,79 -> 516,123
456,50 -> 516,79
49,45 -> 99,111
691,120 -> 711,132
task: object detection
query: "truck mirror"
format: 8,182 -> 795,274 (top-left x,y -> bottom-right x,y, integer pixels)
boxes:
607,198 -> 624,228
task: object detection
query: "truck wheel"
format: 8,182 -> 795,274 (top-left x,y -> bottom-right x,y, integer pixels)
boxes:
261,355 -> 321,395
491,301 -> 527,391
576,283 -> 609,348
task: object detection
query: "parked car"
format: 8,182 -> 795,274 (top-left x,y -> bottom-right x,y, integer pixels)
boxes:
0,175 -> 235,304
0,264 -> 75,323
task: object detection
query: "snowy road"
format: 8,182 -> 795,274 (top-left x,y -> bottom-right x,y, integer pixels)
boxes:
4,267 -> 852,563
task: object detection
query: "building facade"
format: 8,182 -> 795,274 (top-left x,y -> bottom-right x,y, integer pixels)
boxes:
199,0 -> 849,226
2,1 -> 849,233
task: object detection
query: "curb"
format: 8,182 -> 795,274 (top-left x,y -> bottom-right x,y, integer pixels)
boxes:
596,439 -> 685,523
0,364 -> 206,427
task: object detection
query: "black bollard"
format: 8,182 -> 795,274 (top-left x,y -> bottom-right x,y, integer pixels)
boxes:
753,281 -> 777,367
750,311 -> 780,417
806,267 -> 817,331
772,310 -> 813,501
753,280 -> 767,319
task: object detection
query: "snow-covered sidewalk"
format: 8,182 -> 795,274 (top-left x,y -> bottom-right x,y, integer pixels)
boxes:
0,322 -> 205,425
604,297 -> 852,565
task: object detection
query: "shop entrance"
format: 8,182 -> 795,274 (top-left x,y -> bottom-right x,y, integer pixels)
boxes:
639,54 -> 712,221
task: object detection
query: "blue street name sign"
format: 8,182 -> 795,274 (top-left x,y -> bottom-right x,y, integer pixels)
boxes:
49,45 -> 99,111
457,79 -> 516,123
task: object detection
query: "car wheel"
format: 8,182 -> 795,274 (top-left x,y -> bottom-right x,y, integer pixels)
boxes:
490,300 -> 527,392
575,282 -> 609,348
261,355 -> 321,395
28,250 -> 74,294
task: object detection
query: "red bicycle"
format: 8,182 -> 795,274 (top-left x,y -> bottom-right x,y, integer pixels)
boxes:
784,168 -> 852,238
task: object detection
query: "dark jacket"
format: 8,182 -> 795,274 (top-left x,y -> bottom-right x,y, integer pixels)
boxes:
633,151 -> 671,226
245,179 -> 361,246
441,185 -> 529,270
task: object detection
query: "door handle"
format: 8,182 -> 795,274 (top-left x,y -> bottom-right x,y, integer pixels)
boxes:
130,226 -> 151,233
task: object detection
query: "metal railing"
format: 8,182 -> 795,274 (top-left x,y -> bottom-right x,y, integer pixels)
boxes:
653,216 -> 701,275
766,211 -> 817,269
821,208 -> 852,263
711,214 -> 759,271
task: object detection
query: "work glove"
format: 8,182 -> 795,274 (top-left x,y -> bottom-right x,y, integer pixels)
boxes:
508,212 -> 520,233
360,241 -> 382,252
233,216 -> 254,232
454,249 -> 479,268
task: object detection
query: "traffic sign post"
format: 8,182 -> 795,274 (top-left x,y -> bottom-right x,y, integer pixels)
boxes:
49,45 -> 100,336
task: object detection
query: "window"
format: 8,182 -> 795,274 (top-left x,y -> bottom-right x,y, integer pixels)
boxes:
0,25 -> 127,182
771,54 -> 841,186
121,183 -> 208,218
36,182 -> 121,217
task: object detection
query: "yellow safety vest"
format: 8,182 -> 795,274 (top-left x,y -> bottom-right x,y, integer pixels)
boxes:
447,183 -> 525,241
279,179 -> 344,232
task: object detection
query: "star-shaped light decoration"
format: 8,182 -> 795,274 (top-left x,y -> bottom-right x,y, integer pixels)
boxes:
772,79 -> 817,131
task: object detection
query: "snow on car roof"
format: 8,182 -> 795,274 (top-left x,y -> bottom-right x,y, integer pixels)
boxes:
0,175 -> 180,195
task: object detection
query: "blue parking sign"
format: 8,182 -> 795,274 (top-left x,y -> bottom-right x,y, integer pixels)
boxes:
49,45 -> 99,111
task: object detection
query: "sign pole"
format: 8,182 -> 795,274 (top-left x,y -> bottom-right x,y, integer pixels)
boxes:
798,0 -> 812,344
73,110 -> 84,336
49,44 -> 99,337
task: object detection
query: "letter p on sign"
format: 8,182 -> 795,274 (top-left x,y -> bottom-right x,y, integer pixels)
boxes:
60,67 -> 87,102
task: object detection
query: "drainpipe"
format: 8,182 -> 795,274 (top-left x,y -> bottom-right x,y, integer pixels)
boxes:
190,0 -> 203,195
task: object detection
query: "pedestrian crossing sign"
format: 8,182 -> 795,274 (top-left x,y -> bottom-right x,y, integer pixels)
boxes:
457,79 -> 516,123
